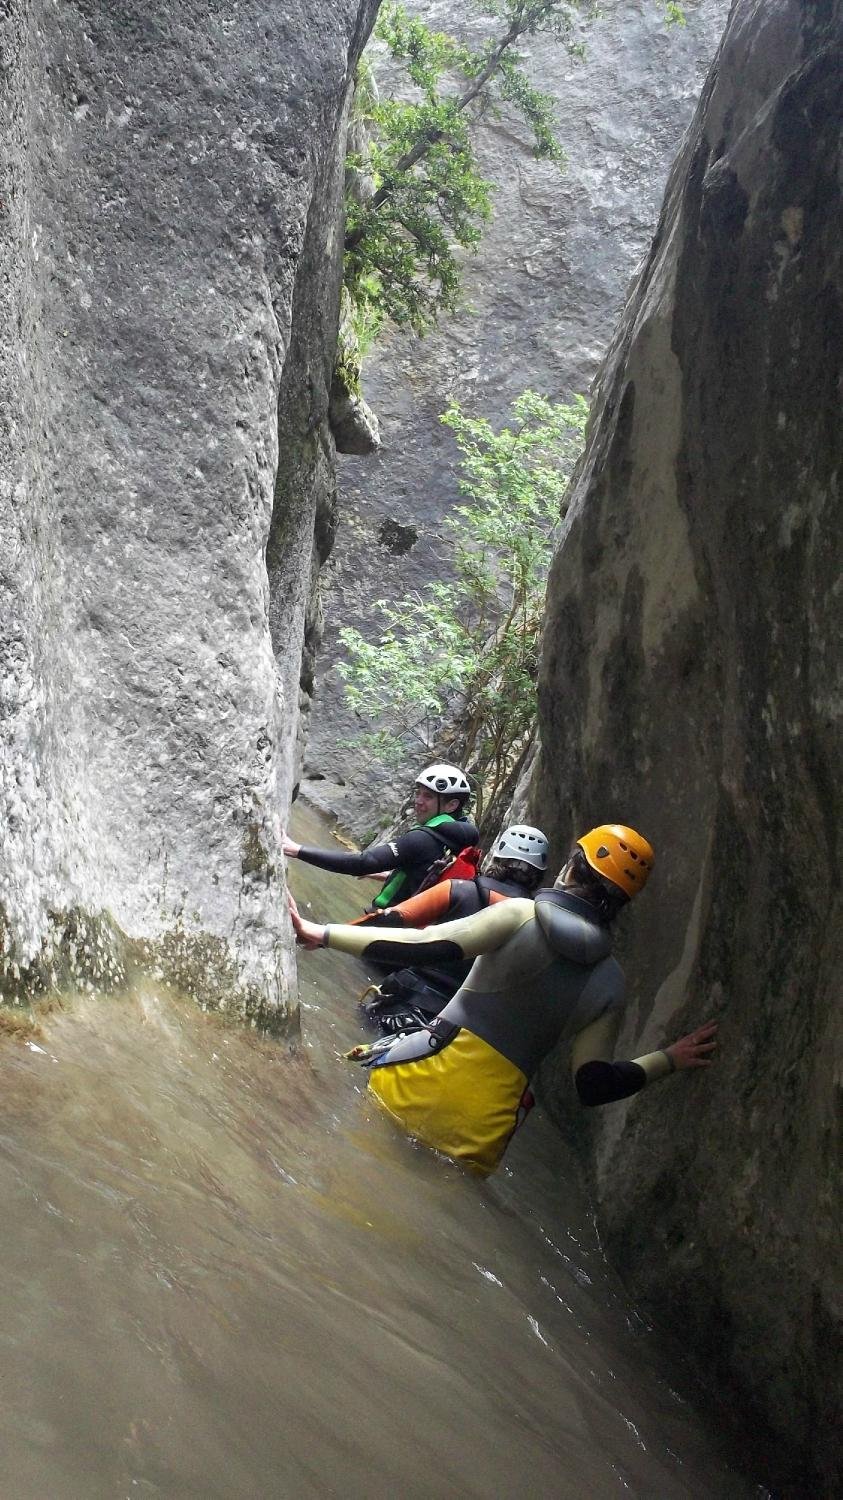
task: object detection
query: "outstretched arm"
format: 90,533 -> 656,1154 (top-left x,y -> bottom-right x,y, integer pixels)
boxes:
571,1014 -> 717,1107
282,826 -> 452,880
290,894 -> 534,964
281,834 -> 399,877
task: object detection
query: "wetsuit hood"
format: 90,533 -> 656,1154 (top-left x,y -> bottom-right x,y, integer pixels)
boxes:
533,889 -> 612,966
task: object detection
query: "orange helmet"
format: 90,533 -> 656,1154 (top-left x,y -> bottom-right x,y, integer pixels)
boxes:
577,824 -> 654,898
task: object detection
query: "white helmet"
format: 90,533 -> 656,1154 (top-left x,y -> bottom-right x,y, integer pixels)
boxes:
415,763 -> 471,799
491,824 -> 549,871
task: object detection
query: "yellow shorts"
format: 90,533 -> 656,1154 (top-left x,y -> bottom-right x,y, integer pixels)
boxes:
368,1028 -> 527,1175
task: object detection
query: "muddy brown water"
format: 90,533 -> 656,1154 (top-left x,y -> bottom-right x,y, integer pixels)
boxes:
0,805 -> 764,1498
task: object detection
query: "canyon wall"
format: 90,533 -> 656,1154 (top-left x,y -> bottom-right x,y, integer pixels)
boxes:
0,0 -> 378,1025
305,0 -> 730,842
532,0 -> 842,1487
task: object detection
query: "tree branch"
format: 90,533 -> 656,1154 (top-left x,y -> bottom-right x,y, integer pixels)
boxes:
345,10 -> 529,251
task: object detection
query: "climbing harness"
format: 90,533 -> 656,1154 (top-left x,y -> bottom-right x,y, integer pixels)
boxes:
357,972 -> 453,1039
345,1015 -> 461,1070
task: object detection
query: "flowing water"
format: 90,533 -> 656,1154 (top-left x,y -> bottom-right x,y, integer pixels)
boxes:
0,805 -> 763,1498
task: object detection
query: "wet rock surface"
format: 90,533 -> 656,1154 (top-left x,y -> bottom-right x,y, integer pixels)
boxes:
0,0 -> 377,1021
305,0 -> 730,842
532,0 -> 842,1487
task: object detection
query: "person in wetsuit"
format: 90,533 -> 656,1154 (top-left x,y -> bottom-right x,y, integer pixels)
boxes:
281,763 -> 479,913
289,823 -> 717,1175
354,824 -> 550,1037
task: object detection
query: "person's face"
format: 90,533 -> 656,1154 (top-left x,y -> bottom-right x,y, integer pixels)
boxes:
413,785 -> 440,821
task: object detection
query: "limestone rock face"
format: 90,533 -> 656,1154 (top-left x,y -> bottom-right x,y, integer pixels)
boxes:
305,0 -> 730,841
0,0 -> 377,1024
532,1 -> 842,1486
329,374 -> 382,456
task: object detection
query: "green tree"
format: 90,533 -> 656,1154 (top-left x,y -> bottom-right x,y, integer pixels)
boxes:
345,0 -> 583,337
344,1 -> 686,338
336,390 -> 588,831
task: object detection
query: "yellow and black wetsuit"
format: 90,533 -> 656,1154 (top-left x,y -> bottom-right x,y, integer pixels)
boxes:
324,890 -> 673,1174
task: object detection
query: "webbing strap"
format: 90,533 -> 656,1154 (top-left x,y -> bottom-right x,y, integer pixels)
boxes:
371,816 -> 457,909
372,868 -> 407,909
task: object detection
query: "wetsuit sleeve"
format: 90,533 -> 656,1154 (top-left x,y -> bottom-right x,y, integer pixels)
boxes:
349,882 -> 455,929
296,842 -> 398,877
571,1012 -> 674,1107
296,828 -> 442,878
324,897 -> 534,967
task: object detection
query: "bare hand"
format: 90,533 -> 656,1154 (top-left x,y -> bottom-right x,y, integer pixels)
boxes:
288,892 -> 326,951
665,1021 -> 718,1070
281,833 -> 301,858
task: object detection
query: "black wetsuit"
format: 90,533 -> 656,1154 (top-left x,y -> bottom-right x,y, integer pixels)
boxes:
295,814 -> 480,909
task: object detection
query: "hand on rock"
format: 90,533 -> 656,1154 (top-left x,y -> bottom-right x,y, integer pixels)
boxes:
281,833 -> 301,858
288,892 -> 326,951
665,1021 -> 718,1070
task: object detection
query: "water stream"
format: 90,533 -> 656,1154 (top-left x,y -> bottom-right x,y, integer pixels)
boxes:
0,805 -> 762,1497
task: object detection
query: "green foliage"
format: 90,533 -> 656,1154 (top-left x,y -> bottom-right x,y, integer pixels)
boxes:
345,0 -> 691,337
337,391 -> 588,823
333,285 -> 382,402
346,96 -> 492,333
350,53 -> 379,122
345,2 -> 586,336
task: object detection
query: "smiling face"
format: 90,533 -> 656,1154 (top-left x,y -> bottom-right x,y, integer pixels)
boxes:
413,785 -> 460,822
413,785 -> 440,822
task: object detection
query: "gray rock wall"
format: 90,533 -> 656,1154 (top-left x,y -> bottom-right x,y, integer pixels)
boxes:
0,0 -> 377,1024
305,0 -> 730,842
532,0 -> 842,1487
